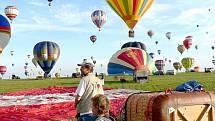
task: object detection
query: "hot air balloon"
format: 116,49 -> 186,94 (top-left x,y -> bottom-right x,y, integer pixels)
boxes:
149,53 -> 155,59
157,50 -> 161,55
183,36 -> 192,50
212,60 -> 215,65
4,6 -> 19,22
147,30 -> 154,38
27,55 -> 31,59
177,45 -> 186,54
173,62 -> 181,71
168,60 -> 171,63
108,47 -> 156,75
155,41 -> 158,45
106,0 -> 154,37
25,63 -> 28,66
166,32 -> 171,40
212,46 -> 214,50
121,41 -> 146,51
197,25 -> 199,28
0,15 -> 11,54
195,45 -> 198,50
12,64 -> 14,67
33,41 -> 60,77
0,66 -> 7,77
10,51 -> 14,56
48,0 -> 53,6
90,35 -> 97,43
155,60 -> 165,71
194,66 -> 200,72
181,58 -> 194,72
24,65 -> 28,69
32,58 -> 38,68
91,10 -> 106,31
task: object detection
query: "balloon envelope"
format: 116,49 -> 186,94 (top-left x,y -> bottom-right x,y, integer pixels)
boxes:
33,41 -> 60,75
0,66 -> 7,76
91,10 -> 106,31
183,36 -> 192,50
173,62 -> 181,71
90,35 -> 97,43
155,60 -> 165,71
121,41 -> 146,51
108,47 -> 155,75
166,32 -> 171,40
177,45 -> 186,54
0,14 -> 11,54
106,0 -> 154,31
181,58 -> 194,71
32,58 -> 38,67
4,6 -> 19,21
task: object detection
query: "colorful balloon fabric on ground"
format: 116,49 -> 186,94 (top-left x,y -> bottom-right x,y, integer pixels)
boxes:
181,58 -> 194,71
0,14 -> 11,54
106,0 -> 154,37
4,6 -> 19,21
108,47 -> 155,75
91,10 -> 106,31
33,41 -> 60,75
121,41 -> 146,51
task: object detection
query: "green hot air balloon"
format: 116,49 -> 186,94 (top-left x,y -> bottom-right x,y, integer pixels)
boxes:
181,58 -> 194,72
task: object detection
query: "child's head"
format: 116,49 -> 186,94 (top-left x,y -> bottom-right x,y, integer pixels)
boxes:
92,94 -> 110,116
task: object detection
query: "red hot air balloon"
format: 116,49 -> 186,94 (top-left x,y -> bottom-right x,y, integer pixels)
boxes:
0,66 -> 7,77
183,36 -> 192,50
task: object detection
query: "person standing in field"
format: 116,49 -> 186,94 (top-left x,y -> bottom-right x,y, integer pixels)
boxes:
75,61 -> 104,121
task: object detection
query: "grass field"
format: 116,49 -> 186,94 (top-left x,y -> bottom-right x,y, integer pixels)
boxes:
0,72 -> 215,93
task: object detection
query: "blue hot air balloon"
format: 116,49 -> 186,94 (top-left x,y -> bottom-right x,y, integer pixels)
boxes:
33,41 -> 60,77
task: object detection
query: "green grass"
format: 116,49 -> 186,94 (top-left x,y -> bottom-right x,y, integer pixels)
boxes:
0,72 -> 215,93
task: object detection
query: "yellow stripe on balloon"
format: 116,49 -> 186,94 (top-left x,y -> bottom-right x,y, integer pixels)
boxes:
117,0 -> 127,17
108,0 -> 123,18
140,0 -> 154,17
127,0 -> 133,15
135,0 -> 144,15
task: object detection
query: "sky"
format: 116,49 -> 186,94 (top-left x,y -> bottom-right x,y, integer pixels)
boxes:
0,0 -> 215,79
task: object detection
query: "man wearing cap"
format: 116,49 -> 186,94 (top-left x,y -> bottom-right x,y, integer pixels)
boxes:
75,61 -> 104,121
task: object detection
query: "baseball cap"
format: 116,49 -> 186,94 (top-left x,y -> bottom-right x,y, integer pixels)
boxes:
77,62 -> 94,67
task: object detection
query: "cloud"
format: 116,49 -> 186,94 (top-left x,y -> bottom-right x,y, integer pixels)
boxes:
52,4 -> 91,25
28,1 -> 46,7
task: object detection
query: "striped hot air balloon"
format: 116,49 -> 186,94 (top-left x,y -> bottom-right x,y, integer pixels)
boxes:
106,0 -> 154,37
4,6 -> 19,22
108,47 -> 155,75
155,60 -> 165,71
0,14 -> 11,54
33,41 -> 60,77
91,10 -> 106,31
181,57 -> 194,72
90,35 -> 97,43
0,66 -> 7,76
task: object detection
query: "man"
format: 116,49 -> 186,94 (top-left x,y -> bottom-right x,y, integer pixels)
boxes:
75,61 -> 104,121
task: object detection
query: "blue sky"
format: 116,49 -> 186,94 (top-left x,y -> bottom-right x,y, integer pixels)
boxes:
0,0 -> 215,78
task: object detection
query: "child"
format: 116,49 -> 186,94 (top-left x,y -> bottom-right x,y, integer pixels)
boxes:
91,94 -> 115,121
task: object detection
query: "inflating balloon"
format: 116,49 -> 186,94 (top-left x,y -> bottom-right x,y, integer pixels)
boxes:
33,41 -> 60,77
108,47 -> 155,75
121,42 -> 146,51
106,0 -> 154,37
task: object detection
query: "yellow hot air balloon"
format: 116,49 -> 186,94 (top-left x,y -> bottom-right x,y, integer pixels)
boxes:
106,0 -> 154,37
181,58 -> 194,72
